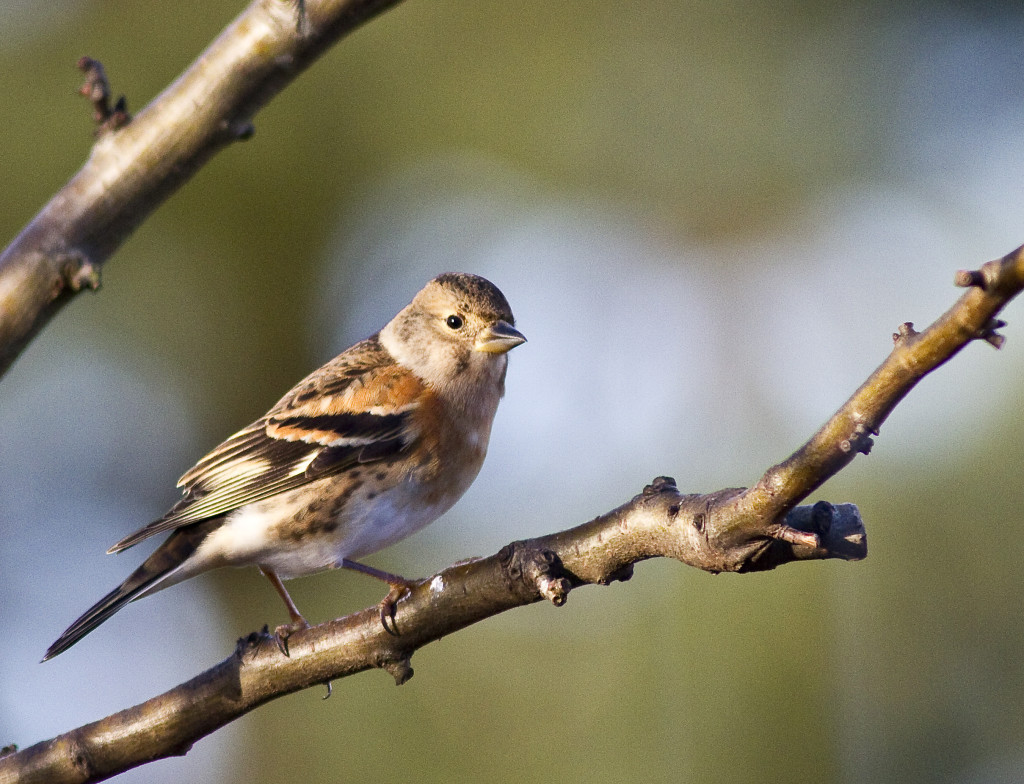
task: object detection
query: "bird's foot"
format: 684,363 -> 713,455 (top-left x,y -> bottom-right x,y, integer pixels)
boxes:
378,578 -> 416,635
338,558 -> 417,635
273,618 -> 310,657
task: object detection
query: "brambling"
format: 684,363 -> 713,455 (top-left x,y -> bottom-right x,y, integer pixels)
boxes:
44,273 -> 525,660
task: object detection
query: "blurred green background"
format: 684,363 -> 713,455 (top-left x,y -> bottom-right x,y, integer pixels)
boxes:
3,1 -> 1024,782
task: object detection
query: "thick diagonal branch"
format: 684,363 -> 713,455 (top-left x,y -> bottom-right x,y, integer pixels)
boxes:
0,0 -> 405,379
0,487 -> 863,784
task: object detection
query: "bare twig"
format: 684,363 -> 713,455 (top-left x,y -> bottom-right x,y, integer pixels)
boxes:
0,0 -> 405,379
76,57 -> 131,133
721,245 -> 1024,549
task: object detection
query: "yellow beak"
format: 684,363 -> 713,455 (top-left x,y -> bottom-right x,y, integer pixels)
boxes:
475,320 -> 527,354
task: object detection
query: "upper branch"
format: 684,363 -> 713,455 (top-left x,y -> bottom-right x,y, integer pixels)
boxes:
0,0 -> 405,379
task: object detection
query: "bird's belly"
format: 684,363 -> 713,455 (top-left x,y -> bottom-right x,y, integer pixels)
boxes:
192,473 -> 467,580
333,485 -> 455,562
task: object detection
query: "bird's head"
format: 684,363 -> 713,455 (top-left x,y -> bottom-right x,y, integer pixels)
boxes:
380,273 -> 526,397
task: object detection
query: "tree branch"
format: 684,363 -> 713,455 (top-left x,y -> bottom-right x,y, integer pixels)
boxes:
0,0 -> 405,379
745,247 -> 1023,521
0,490 -> 863,784
3,244 -> 1023,783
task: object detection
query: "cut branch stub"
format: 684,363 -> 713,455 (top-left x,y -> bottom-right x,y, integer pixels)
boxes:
498,543 -> 573,605
955,268 -> 987,289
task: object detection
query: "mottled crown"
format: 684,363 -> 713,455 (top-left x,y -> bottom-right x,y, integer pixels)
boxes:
431,273 -> 516,325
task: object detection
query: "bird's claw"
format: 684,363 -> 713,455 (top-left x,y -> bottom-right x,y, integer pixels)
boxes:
273,619 -> 310,656
379,582 -> 413,636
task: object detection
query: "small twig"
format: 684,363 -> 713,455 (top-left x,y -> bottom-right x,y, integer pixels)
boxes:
76,56 -> 131,133
729,246 -> 1024,533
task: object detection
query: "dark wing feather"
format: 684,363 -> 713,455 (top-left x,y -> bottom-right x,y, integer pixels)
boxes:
108,338 -> 422,553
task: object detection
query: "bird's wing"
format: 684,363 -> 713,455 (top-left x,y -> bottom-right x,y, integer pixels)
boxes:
108,338 -> 425,553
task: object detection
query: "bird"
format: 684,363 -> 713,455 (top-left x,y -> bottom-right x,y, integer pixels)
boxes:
43,272 -> 525,660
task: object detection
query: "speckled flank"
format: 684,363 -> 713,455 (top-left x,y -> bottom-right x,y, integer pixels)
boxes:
274,477 -> 363,542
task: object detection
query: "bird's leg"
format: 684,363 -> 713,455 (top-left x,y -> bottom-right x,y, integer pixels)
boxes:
339,558 -> 416,635
260,567 -> 309,655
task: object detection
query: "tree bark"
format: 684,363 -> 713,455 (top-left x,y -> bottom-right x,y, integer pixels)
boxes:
0,489 -> 864,784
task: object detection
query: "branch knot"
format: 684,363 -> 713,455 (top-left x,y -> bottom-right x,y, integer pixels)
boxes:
642,476 -> 677,496
379,655 -> 414,686
61,254 -> 101,293
498,543 -> 572,606
892,321 -> 919,346
78,56 -> 132,133
839,423 -> 875,455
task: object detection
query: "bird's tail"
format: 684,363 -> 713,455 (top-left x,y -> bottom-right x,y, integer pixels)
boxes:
42,521 -> 217,661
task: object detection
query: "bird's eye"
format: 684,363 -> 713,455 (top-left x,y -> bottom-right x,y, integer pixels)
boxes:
446,314 -> 464,330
